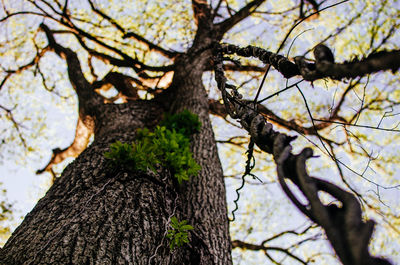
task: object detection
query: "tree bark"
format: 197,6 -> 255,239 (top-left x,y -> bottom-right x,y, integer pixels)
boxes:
1,53 -> 232,264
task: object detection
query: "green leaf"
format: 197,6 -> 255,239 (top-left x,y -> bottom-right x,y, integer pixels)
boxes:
170,216 -> 179,227
181,224 -> 194,231
167,216 -> 193,251
104,116 -> 201,184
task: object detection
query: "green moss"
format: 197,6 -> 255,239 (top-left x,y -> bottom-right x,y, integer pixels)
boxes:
104,110 -> 202,184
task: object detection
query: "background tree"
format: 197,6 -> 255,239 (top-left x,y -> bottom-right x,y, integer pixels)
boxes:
0,0 -> 399,264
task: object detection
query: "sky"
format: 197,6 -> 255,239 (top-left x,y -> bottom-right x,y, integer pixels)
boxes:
0,0 -> 400,264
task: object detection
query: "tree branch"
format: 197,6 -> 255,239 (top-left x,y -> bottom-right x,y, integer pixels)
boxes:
209,99 -> 337,137
0,46 -> 51,91
92,72 -> 139,100
296,49 -> 400,80
86,0 -> 178,59
219,43 -> 400,81
123,30 -> 178,59
192,0 -> 213,28
212,46 -> 392,265
40,23 -> 102,118
70,30 -> 175,75
0,105 -> 27,149
0,11 -> 50,23
36,117 -> 92,174
205,62 -> 266,72
216,0 -> 266,34
232,240 -> 309,264
53,11 -> 174,74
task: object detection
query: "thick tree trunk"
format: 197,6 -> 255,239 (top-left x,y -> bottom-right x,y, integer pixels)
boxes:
1,53 -> 232,264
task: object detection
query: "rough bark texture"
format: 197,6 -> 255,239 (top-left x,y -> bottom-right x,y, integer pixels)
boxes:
1,1 -> 398,264
167,51 -> 231,264
0,1 -> 236,262
1,50 -> 231,265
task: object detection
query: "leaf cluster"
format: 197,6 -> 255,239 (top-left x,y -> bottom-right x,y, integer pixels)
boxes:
160,109 -> 202,138
104,140 -> 160,172
137,126 -> 201,184
104,111 -> 201,184
166,216 -> 194,251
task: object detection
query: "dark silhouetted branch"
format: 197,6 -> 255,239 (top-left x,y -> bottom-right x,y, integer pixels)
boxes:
209,98 -> 338,138
232,240 -> 309,264
0,105 -> 27,149
86,0 -> 178,59
213,44 -> 392,265
92,72 -> 140,100
40,23 -> 103,123
218,43 -> 400,81
0,46 -> 51,91
295,49 -> 400,81
216,0 -> 266,34
123,30 -> 178,59
71,31 -> 174,75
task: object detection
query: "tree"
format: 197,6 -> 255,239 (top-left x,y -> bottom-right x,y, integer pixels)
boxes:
0,0 -> 399,264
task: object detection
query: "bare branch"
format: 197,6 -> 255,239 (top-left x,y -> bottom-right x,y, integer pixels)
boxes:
313,119 -> 400,133
92,72 -> 139,100
0,46 -> 51,91
216,0 -> 266,34
295,49 -> 400,81
261,224 -> 316,245
0,11 -> 50,22
40,23 -> 102,118
219,43 -> 400,81
212,45 -> 392,265
86,0 -> 178,59
0,105 -> 27,149
36,117 -> 92,174
67,30 -> 174,76
208,98 -> 339,138
232,240 -> 309,264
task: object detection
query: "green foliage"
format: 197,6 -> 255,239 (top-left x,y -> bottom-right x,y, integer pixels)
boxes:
166,216 -> 194,251
104,111 -> 201,184
104,140 -> 160,172
142,126 -> 201,184
160,109 -> 202,137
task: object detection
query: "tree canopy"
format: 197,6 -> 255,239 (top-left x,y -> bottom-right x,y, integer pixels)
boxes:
0,0 -> 400,264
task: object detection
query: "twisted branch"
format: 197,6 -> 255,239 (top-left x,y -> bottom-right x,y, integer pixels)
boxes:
218,44 -> 400,81
212,44 -> 392,265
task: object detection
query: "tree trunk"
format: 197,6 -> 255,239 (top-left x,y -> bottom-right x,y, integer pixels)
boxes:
0,53 -> 232,264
